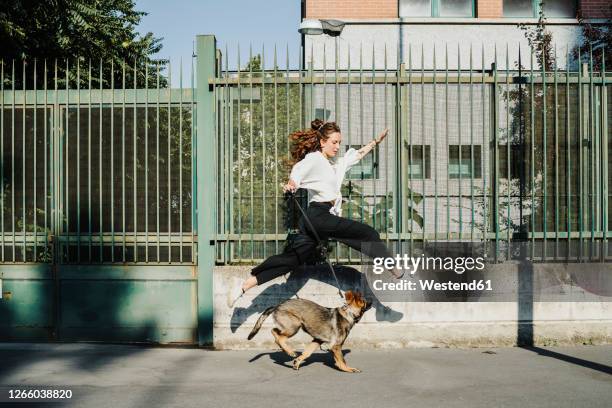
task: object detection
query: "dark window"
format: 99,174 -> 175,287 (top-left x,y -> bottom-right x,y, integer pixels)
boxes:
503,0 -> 576,18
542,0 -> 577,18
406,145 -> 431,179
449,145 -> 481,179
346,145 -> 378,179
498,144 -> 523,180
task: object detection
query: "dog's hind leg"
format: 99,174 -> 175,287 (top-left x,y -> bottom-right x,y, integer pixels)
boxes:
271,328 -> 297,358
330,345 -> 361,373
292,341 -> 320,370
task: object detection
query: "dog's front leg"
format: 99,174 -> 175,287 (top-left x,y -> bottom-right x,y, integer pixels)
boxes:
330,345 -> 361,373
292,341 -> 320,370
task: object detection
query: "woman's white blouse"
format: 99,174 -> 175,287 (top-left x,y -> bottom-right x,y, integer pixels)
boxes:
289,148 -> 361,216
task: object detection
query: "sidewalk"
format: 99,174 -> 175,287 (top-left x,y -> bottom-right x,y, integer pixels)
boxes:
0,343 -> 610,407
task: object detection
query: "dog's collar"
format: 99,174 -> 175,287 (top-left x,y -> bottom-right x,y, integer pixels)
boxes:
339,304 -> 357,325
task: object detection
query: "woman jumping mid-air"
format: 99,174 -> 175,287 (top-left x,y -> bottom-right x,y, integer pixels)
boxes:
229,119 -> 403,307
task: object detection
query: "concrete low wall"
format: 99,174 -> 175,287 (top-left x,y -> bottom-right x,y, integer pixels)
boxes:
214,264 -> 612,350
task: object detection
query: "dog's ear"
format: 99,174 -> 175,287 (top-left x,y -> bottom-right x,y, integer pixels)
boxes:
344,290 -> 354,303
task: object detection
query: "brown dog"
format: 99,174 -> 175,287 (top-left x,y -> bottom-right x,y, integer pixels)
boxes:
247,290 -> 372,372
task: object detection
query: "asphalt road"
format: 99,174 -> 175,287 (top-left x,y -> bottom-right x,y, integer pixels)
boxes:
0,343 -> 610,408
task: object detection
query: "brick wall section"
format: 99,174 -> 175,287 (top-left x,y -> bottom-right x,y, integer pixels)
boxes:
580,0 -> 612,18
305,0 -> 398,19
304,1 -> 610,20
477,0 -> 502,18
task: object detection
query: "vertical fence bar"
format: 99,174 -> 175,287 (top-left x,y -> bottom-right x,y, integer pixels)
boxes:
482,44 -> 487,251
191,51 -> 196,263
493,45 -> 499,261
469,44 -> 474,241
359,43 -> 364,224
145,61 -> 149,262
384,44 -> 389,245
167,62 -> 172,263
223,47 -> 230,263
445,44 -> 450,242
237,46 -> 242,260
458,44 -> 463,240
34,59 -> 38,261
554,45 -> 559,258
310,43 -> 313,126
249,45 -> 254,262
64,59 -> 69,263
156,62 -> 161,262
11,60 -> 15,262
347,45 -> 353,255
334,40 -> 340,261
286,44 -> 290,257
23,60 -> 27,260
408,44 -> 413,253
99,59 -> 103,262
396,44 -> 402,253
530,46 -> 535,259
505,44 -> 510,255
179,58 -> 184,263
588,45 -> 595,257
372,43 -> 378,235
195,34 -> 217,345
542,43 -> 548,260
578,47 -> 583,259
44,60 -> 49,260
54,59 -> 59,264
566,46 -> 571,259
274,45 -> 278,254
87,60 -> 92,262
261,45 -> 266,259
434,44 -> 438,242
421,44 -> 425,243
76,59 -> 81,262
133,59 -> 138,262
286,44 -> 290,247
601,47 -> 608,258
110,60 -> 116,262
121,62 -> 126,262
348,45 -> 355,260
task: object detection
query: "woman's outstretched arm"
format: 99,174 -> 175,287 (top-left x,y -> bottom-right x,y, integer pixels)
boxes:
356,128 -> 389,160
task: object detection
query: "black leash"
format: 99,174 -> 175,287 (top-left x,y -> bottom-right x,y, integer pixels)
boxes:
288,192 -> 344,299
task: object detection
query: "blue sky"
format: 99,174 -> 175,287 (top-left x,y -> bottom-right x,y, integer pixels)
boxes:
135,0 -> 302,86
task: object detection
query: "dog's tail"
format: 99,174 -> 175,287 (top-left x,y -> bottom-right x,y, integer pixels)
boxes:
247,306 -> 276,340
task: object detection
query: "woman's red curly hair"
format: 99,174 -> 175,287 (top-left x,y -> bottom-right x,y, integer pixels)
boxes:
286,119 -> 341,168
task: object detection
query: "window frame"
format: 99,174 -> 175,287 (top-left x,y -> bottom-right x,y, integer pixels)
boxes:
448,144 -> 482,179
406,144 -> 432,180
502,0 -> 577,18
399,0 -> 476,18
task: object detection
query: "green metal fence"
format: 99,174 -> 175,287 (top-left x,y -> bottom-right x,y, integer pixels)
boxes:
0,59 -> 196,264
212,43 -> 610,264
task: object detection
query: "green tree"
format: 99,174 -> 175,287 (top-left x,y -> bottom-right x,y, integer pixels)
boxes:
0,0 -> 165,88
571,8 -> 612,72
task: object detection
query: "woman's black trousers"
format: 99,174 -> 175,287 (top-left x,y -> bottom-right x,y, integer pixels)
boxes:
251,201 -> 394,285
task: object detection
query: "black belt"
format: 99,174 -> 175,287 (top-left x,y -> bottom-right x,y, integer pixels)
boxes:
311,200 -> 335,206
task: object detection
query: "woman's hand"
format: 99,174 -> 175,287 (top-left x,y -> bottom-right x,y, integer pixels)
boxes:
283,179 -> 297,194
375,128 -> 389,144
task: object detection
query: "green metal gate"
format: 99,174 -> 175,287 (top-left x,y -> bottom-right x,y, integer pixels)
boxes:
1,35 -> 218,345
